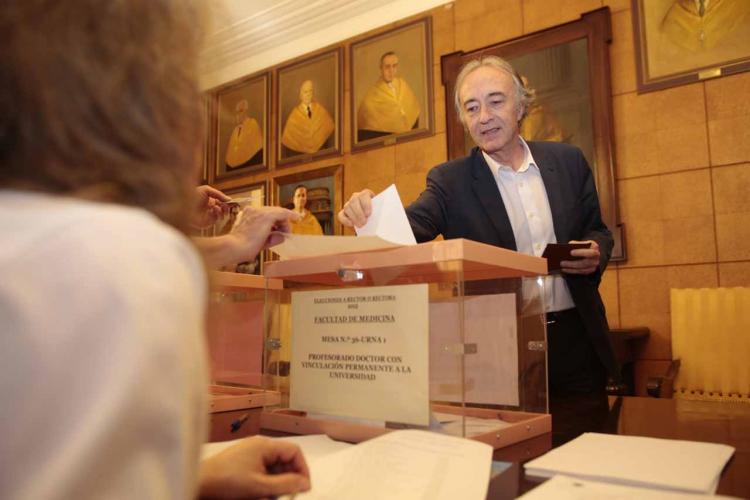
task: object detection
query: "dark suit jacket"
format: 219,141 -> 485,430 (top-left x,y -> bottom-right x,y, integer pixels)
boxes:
405,141 -> 620,380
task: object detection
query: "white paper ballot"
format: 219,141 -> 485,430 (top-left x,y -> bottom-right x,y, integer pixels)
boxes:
355,184 -> 416,245
291,430 -> 493,500
270,233 -> 401,259
517,475 -> 741,500
524,433 -> 735,495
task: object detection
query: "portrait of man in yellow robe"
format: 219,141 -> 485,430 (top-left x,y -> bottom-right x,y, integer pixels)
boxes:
357,51 -> 421,142
281,80 -> 335,156
224,99 -> 263,170
518,76 -> 567,144
660,0 -> 749,51
645,0 -> 750,80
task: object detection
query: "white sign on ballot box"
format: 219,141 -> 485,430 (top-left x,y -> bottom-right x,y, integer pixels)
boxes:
290,284 -> 429,426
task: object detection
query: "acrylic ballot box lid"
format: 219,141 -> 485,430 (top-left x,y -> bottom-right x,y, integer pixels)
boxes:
209,271 -> 283,291
264,238 -> 547,284
260,239 -> 552,449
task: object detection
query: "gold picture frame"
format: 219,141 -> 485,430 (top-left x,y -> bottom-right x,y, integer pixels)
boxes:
271,165 -> 343,236
213,72 -> 270,180
276,48 -> 342,166
442,8 -> 625,260
632,0 -> 750,93
200,96 -> 211,184
350,18 -> 434,152
219,181 -> 267,275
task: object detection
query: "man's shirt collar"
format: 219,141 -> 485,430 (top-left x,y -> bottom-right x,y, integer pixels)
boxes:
481,137 -> 538,176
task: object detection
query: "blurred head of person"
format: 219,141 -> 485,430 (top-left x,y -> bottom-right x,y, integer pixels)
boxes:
0,0 -> 209,231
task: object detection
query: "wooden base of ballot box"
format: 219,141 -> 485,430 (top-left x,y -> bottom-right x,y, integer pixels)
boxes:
209,385 -> 280,442
260,405 -> 550,450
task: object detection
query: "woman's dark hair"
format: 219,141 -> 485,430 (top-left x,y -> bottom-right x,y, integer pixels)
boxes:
0,0 -> 208,230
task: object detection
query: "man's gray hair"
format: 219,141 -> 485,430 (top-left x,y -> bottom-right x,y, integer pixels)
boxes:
453,55 -> 534,124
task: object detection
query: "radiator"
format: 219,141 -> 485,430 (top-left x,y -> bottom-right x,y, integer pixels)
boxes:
671,287 -> 750,403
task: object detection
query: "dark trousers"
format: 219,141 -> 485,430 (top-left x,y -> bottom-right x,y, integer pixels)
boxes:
546,307 -> 607,397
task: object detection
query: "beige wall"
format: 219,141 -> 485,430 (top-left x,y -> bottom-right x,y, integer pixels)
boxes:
214,0 -> 750,392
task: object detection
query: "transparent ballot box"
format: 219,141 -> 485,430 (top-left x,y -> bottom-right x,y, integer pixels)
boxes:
260,239 -> 551,449
206,272 -> 282,442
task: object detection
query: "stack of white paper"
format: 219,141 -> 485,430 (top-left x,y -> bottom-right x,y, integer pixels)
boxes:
203,430 -> 493,500
201,434 -> 352,462
518,475 -> 740,499
524,433 -> 735,495
293,429 -> 492,500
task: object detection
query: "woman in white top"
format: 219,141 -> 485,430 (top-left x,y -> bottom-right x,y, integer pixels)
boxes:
0,1 -> 308,499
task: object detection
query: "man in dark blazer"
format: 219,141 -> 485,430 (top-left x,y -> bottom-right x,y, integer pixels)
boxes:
339,56 -> 619,397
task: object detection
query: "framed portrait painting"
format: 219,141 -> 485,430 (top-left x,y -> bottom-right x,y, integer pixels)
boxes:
441,8 -> 626,260
350,18 -> 434,151
632,0 -> 750,93
276,48 -> 342,166
200,96 -> 211,184
213,72 -> 269,180
217,181 -> 267,275
271,165 -> 343,237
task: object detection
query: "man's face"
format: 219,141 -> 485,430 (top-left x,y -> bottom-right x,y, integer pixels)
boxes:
299,81 -> 314,105
234,100 -> 248,125
380,54 -> 399,83
293,187 -> 307,211
459,66 -> 523,158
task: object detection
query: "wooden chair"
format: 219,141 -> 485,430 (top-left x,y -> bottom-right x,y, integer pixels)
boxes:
648,287 -> 750,403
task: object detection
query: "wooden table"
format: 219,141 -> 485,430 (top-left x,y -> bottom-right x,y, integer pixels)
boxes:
487,396 -> 750,499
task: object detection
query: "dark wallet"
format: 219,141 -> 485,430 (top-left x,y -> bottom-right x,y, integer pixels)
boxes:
542,242 -> 591,272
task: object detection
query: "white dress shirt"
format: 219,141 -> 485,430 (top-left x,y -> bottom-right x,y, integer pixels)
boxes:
482,138 -> 575,312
